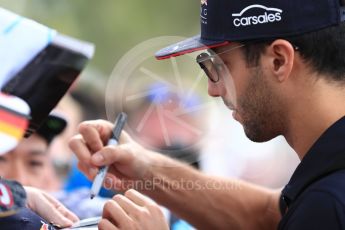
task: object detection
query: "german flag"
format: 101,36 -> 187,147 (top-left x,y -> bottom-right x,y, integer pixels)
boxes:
0,106 -> 28,140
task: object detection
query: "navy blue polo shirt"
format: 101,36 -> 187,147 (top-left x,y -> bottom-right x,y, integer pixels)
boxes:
279,116 -> 345,229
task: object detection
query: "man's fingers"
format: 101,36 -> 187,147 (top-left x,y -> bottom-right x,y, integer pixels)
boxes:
98,219 -> 119,230
39,196 -> 74,227
113,194 -> 141,214
78,122 -> 105,153
49,210 -> 74,227
91,145 -> 133,167
53,201 -> 80,223
118,131 -> 132,144
43,192 -> 79,223
58,205 -> 80,223
77,161 -> 98,179
125,189 -> 155,207
103,200 -> 131,228
79,119 -> 115,146
69,134 -> 92,164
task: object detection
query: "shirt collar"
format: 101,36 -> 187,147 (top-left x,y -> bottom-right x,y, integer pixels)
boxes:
282,116 -> 345,207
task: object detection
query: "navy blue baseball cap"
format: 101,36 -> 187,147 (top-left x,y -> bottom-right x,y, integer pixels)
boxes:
0,179 -> 26,218
0,179 -> 55,229
155,0 -> 345,60
0,207 -> 56,230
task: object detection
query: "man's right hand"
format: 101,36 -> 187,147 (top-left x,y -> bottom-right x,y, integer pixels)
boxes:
69,119 -> 155,192
69,119 -> 282,230
99,189 -> 169,230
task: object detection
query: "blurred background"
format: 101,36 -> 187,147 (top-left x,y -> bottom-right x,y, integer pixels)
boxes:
0,0 -> 200,82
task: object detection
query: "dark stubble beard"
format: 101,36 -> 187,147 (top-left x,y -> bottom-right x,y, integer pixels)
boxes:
238,67 -> 284,143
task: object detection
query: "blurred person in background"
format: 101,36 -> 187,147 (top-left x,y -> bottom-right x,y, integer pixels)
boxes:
1,99 -> 107,220
0,94 -> 79,229
0,114 -> 67,191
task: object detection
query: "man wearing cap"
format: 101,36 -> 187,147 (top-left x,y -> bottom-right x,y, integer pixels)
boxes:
0,114 -> 67,191
0,94 -> 78,229
70,0 -> 345,229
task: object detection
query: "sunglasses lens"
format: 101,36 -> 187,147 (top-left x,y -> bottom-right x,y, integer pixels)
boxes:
197,54 -> 219,82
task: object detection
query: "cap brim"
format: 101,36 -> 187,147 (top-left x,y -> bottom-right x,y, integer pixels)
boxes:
155,35 -> 230,60
36,113 -> 67,144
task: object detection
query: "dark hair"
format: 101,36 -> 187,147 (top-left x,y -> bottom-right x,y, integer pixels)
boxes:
242,23 -> 345,83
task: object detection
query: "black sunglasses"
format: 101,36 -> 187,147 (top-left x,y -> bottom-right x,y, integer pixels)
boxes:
196,41 -> 300,83
196,44 -> 245,83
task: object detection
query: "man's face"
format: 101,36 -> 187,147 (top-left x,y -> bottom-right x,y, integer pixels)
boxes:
207,44 -> 283,142
0,134 -> 50,189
